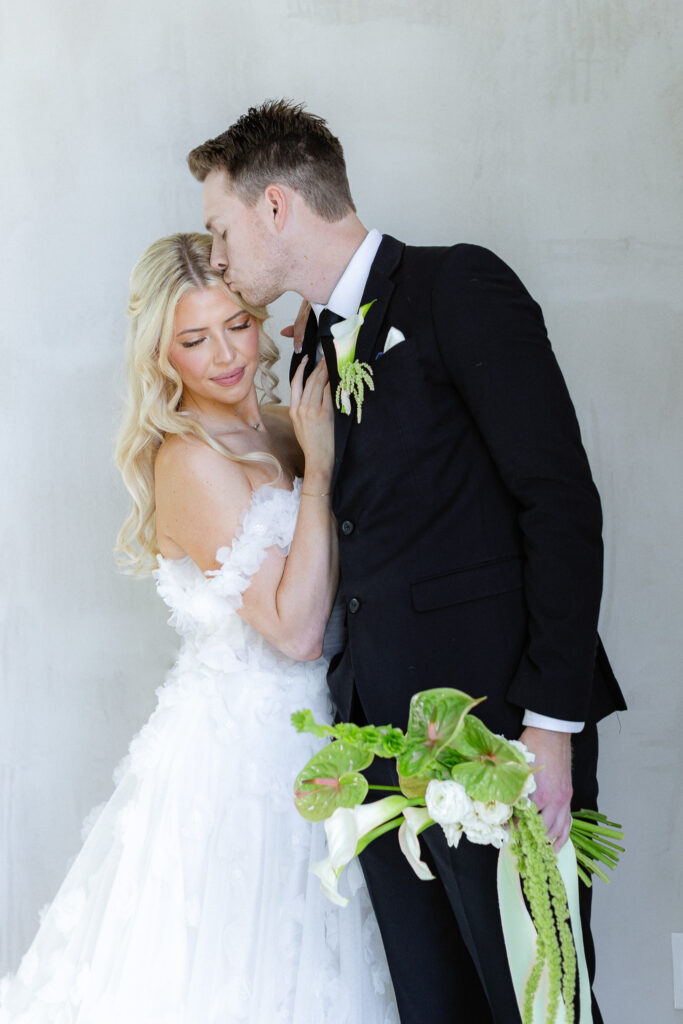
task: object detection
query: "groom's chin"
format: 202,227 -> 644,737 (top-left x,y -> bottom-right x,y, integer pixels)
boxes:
234,283 -> 281,309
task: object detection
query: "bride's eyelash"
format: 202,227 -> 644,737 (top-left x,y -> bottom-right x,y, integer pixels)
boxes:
180,320 -> 249,347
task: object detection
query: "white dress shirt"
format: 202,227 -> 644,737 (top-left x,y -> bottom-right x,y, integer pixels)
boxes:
311,228 -> 383,323
313,228 -> 583,734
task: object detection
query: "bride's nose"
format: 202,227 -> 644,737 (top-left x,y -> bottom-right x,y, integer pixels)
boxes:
212,332 -> 236,364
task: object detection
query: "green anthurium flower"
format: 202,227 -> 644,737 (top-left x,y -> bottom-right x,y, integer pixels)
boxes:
311,795 -> 409,906
397,688 -> 484,779
452,715 -> 528,764
294,740 -> 372,821
398,806 -> 436,881
449,715 -> 533,805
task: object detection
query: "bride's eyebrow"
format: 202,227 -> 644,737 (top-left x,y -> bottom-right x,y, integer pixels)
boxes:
177,311 -> 246,336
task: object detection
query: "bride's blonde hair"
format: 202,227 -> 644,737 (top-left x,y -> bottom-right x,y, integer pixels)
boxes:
115,232 -> 281,575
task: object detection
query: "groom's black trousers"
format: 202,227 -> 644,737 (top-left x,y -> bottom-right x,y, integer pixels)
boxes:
357,709 -> 603,1024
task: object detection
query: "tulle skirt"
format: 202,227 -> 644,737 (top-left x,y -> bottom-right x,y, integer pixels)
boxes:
0,648 -> 397,1024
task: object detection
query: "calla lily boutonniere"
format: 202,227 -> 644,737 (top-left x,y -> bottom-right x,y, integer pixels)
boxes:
331,300 -> 376,423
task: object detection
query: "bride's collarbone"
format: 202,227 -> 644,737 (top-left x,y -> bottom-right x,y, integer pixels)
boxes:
223,429 -> 298,494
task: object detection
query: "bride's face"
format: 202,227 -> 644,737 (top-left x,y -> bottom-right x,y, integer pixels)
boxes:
168,286 -> 260,413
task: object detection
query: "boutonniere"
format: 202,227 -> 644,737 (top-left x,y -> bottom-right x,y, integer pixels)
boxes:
331,300 -> 376,423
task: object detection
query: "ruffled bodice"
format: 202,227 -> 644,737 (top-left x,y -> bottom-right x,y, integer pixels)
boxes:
154,478 -> 305,675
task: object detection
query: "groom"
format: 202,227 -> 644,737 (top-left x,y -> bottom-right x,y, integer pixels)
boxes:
188,100 -> 625,1023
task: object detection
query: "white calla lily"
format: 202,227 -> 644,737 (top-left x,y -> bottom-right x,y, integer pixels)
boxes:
398,806 -> 436,881
312,795 -> 409,906
311,853 -> 350,907
331,312 -> 365,370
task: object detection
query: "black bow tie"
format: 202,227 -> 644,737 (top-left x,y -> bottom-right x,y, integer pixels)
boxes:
316,308 -> 345,394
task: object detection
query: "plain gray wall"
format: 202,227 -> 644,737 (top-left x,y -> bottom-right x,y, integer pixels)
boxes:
1,1 -> 681,1019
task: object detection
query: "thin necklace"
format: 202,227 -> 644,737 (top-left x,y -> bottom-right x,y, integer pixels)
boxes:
179,409 -> 263,434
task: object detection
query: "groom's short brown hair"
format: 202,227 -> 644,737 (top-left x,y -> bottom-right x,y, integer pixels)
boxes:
187,99 -> 355,222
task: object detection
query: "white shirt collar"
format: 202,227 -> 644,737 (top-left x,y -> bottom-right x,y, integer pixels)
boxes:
311,229 -> 383,322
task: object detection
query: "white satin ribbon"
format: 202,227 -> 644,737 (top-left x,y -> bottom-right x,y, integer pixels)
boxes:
497,839 -> 592,1023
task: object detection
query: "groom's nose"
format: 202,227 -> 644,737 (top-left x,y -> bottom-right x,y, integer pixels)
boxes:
210,239 -> 228,273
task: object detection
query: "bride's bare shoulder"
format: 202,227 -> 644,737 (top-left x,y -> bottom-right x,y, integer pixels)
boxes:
154,434 -> 253,567
155,433 -> 250,500
157,432 -> 231,472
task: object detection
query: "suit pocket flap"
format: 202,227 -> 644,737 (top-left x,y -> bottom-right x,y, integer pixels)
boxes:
411,556 -> 523,612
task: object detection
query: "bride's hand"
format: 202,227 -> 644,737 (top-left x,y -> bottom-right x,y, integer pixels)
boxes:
289,357 -> 334,489
280,299 -> 311,354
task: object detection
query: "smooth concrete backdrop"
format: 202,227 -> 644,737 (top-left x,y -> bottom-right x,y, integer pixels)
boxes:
1,1 -> 681,1019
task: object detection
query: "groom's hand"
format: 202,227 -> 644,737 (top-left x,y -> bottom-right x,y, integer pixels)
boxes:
518,726 -> 572,852
281,299 -> 311,353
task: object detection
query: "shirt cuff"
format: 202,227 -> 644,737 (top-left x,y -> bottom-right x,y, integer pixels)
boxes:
522,710 -> 585,733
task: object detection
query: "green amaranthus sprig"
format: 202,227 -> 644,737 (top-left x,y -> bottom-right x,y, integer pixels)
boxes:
292,688 -> 624,1024
336,361 -> 374,423
511,803 -> 577,1024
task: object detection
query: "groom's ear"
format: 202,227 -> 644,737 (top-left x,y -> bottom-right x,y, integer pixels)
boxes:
262,184 -> 288,234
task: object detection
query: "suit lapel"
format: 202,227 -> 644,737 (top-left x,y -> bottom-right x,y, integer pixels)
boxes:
331,235 -> 405,491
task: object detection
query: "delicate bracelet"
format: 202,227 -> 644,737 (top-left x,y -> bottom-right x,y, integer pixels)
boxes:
301,490 -> 330,498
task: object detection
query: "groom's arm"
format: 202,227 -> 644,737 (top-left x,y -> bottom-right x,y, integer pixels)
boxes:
431,245 -> 604,845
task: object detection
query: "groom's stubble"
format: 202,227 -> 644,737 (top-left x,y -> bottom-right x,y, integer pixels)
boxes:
202,170 -> 289,308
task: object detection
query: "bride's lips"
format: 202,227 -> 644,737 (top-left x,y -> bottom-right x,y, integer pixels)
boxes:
211,367 -> 245,387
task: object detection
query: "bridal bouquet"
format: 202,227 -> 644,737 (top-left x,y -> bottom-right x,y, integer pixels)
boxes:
292,688 -> 623,1024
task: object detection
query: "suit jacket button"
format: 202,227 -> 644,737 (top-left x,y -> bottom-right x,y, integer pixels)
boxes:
341,520 -> 354,535
348,597 -> 361,614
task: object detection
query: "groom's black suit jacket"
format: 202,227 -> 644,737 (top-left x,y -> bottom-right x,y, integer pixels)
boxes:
291,236 -> 625,740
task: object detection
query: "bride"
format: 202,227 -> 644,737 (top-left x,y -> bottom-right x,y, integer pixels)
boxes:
0,233 -> 397,1023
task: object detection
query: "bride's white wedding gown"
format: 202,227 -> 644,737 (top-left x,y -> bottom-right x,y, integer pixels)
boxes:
1,481 -> 397,1024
